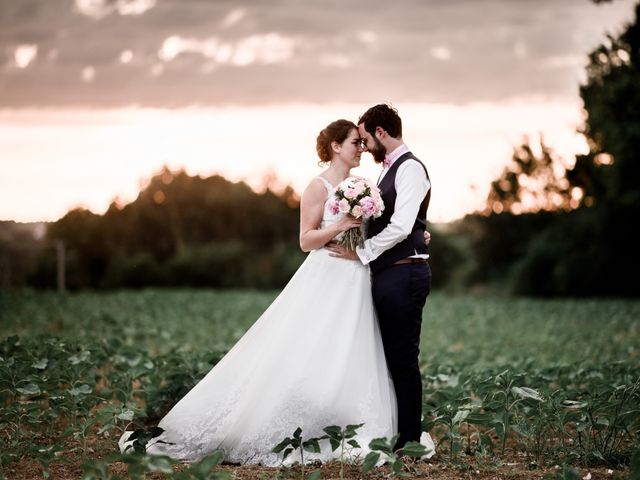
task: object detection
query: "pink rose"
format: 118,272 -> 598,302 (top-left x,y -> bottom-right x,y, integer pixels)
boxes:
351,205 -> 363,218
359,196 -> 377,218
328,198 -> 340,215
352,181 -> 366,195
338,199 -> 350,213
344,188 -> 358,200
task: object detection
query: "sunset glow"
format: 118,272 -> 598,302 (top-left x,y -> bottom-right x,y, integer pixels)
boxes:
0,100 -> 587,224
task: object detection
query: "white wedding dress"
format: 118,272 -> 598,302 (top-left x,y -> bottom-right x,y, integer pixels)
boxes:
119,176 -> 397,465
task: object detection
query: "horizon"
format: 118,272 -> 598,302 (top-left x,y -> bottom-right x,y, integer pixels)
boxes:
0,99 -> 588,224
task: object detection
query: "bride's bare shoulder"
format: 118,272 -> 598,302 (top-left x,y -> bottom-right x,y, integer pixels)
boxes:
304,176 -> 328,191
301,177 -> 328,202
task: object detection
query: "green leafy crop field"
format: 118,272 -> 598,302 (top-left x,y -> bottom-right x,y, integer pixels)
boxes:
1,290 -> 639,479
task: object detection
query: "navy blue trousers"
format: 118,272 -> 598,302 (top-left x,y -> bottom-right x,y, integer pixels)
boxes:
371,262 -> 431,449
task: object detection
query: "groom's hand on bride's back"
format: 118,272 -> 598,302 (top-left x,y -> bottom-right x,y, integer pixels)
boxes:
326,231 -> 429,259
325,241 -> 359,261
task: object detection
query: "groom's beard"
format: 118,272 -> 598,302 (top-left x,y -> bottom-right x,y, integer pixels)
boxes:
370,137 -> 387,164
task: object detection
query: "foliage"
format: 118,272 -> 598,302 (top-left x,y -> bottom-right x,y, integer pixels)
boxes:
457,212 -> 556,286
425,225 -> 466,290
362,435 -> 431,476
0,221 -> 47,288
467,2 -> 640,297
484,2 -> 640,216
485,138 -> 573,215
321,424 -> 363,479
1,289 -> 638,477
272,427 -> 323,479
462,204 -> 637,296
572,2 -> 640,211
24,167 -> 303,290
80,451 -> 229,480
7,166 -> 464,292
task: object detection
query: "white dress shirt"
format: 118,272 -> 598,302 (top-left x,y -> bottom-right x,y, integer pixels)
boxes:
356,144 -> 431,265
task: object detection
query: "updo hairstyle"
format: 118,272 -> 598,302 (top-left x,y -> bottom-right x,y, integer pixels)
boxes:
315,119 -> 357,165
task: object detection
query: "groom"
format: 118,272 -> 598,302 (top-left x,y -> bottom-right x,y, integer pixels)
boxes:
328,104 -> 431,450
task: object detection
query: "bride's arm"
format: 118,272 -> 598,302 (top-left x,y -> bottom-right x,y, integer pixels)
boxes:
299,179 -> 361,252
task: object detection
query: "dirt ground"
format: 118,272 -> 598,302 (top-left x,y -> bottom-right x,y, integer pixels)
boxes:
3,443 -> 628,480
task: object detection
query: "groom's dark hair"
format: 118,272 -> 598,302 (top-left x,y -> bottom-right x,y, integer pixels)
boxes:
358,104 -> 402,139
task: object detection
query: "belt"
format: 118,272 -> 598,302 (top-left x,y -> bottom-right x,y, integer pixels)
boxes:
392,257 -> 428,266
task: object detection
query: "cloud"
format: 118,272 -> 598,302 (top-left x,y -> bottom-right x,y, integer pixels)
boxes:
231,33 -> 294,65
74,0 -> 156,19
514,41 -> 527,60
0,0 -> 637,107
81,66 -> 95,82
357,31 -> 377,45
14,44 -> 38,68
221,8 -> 246,29
157,33 -> 294,66
320,54 -> 351,68
120,49 -> 133,63
430,46 -> 451,61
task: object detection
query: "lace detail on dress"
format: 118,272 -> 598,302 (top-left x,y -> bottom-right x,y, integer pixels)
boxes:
122,376 -> 393,466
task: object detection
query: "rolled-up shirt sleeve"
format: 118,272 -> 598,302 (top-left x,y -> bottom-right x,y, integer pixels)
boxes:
356,161 -> 430,265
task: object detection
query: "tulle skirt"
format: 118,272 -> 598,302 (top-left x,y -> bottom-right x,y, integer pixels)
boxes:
119,248 -> 397,465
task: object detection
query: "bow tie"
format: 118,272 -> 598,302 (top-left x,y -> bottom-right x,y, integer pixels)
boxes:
383,156 -> 392,168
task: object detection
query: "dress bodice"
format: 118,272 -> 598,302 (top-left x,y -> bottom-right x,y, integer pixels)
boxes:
315,176 -> 345,231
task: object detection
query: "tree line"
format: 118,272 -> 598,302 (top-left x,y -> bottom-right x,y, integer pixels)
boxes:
1,169 -> 304,290
458,1 -> 640,297
0,168 -> 461,292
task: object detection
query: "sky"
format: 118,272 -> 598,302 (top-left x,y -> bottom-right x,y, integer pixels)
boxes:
0,0 -> 637,223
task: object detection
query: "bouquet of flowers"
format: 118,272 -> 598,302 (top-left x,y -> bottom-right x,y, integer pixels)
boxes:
328,177 -> 385,250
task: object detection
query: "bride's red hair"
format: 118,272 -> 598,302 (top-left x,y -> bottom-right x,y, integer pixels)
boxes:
315,119 -> 357,165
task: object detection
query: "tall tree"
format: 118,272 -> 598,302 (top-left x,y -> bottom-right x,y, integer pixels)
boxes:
568,2 -> 640,209
485,137 -> 572,215
485,2 -> 639,215
471,1 -> 640,296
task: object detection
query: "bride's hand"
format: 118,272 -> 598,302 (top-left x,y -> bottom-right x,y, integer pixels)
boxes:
334,214 -> 361,233
424,230 -> 431,246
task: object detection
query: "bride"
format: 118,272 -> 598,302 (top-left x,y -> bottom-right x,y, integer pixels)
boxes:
119,119 -> 397,465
